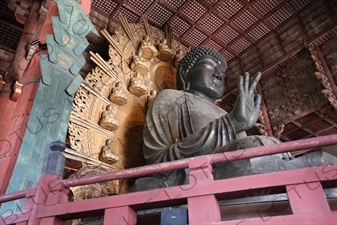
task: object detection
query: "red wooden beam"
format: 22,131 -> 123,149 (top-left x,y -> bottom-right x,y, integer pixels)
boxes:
61,134 -> 337,188
36,165 -> 337,219
0,211 -> 30,225
214,212 -> 337,225
1,134 -> 337,207
0,188 -> 34,204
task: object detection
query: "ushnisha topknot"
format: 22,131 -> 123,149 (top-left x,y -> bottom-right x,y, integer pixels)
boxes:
176,46 -> 227,90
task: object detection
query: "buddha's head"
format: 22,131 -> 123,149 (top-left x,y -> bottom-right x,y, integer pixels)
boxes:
106,105 -> 113,111
150,90 -> 157,96
144,35 -> 150,41
106,139 -> 113,145
177,46 -> 227,101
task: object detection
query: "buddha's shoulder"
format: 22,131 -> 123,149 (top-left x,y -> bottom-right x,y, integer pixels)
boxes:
155,89 -> 186,101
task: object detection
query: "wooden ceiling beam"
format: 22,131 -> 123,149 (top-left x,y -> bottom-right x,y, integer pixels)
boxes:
279,105 -> 329,128
0,18 -> 23,32
143,0 -> 159,16
324,0 -> 337,22
314,44 -> 337,100
222,23 -> 337,99
107,0 -> 125,31
0,43 -> 16,54
283,117 -> 324,135
226,0 -> 332,68
3,0 -> 41,83
206,0 -> 289,56
161,0 -> 184,28
203,0 -> 257,39
313,126 -> 336,136
288,121 -> 315,136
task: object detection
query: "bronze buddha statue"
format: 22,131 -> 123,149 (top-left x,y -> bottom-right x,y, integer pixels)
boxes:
129,46 -> 336,192
129,45 -> 283,189
143,46 -> 279,166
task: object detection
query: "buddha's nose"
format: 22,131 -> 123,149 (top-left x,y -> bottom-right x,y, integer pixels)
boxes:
213,73 -> 224,81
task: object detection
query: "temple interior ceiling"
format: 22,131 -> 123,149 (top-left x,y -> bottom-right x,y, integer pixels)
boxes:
1,0 -> 337,156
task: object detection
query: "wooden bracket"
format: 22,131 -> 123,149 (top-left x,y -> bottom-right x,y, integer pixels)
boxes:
11,81 -> 23,102
0,75 -> 5,90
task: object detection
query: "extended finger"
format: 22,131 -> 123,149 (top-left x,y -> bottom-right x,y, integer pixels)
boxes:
244,72 -> 249,93
237,75 -> 244,95
254,94 -> 261,110
249,72 -> 262,95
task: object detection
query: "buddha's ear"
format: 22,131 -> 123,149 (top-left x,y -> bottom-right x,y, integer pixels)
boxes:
177,66 -> 190,91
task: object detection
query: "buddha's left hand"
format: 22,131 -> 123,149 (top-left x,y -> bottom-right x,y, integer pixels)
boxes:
228,72 -> 261,134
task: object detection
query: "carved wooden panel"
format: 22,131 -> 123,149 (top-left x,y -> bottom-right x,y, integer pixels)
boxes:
68,17 -> 187,172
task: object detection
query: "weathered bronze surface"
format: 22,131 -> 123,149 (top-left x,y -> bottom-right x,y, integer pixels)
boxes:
141,46 -> 281,188
144,46 -> 276,163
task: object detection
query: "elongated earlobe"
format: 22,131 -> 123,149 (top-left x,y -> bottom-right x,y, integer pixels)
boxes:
183,80 -> 190,91
177,66 -> 190,91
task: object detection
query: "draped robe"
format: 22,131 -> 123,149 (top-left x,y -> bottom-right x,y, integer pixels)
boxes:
143,89 -> 246,165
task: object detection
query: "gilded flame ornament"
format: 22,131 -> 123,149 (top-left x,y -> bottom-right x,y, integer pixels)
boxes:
68,15 -> 188,194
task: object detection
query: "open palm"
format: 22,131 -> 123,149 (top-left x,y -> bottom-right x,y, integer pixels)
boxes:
229,72 -> 261,134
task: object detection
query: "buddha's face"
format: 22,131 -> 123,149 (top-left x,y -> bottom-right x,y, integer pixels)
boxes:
184,55 -> 226,101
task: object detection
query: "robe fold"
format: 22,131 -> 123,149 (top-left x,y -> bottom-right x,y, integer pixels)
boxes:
143,89 -> 246,165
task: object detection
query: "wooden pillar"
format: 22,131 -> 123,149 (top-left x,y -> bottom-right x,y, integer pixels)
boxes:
104,206 -> 136,225
25,174 -> 65,225
0,0 -> 57,197
286,182 -> 330,215
26,141 -> 68,225
0,63 -> 40,196
187,157 -> 221,224
4,1 -> 41,83
1,0 -> 97,215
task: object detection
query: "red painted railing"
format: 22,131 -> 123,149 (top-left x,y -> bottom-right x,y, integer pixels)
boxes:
1,134 -> 337,225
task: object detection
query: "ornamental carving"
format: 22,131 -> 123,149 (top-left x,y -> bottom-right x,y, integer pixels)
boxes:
67,15 -> 188,194
99,139 -> 119,164
109,82 -> 128,106
99,105 -> 120,131
307,44 -> 337,110
128,72 -> 147,96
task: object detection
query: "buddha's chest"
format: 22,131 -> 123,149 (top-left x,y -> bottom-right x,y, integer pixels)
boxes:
187,101 -> 227,132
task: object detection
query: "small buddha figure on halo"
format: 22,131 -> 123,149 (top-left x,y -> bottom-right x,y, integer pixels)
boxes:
109,82 -> 128,106
174,49 -> 185,68
130,54 -> 150,74
146,90 -> 158,107
157,38 -> 174,62
99,105 -> 119,131
138,35 -> 157,59
129,72 -> 147,97
99,139 -> 119,164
